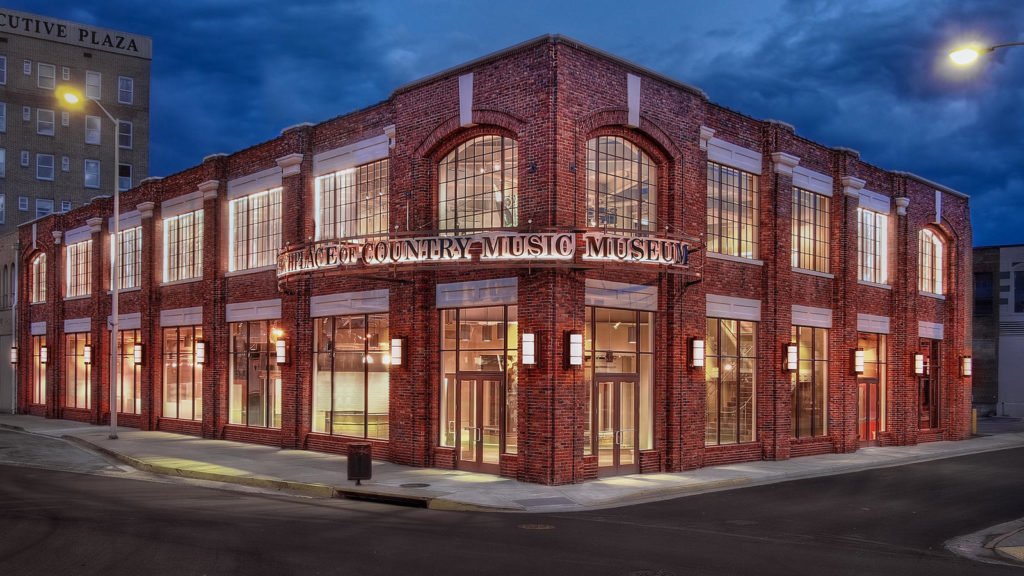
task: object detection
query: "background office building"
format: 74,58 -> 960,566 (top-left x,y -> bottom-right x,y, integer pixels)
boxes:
973,244 -> 1024,417
16,36 -> 972,485
0,9 -> 150,413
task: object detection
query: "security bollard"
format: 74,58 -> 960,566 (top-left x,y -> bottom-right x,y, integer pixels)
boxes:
348,442 -> 372,485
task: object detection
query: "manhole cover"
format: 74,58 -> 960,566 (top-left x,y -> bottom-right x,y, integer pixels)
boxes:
400,483 -> 431,488
518,523 -> 555,530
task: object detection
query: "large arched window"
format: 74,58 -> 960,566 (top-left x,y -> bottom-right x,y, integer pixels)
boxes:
586,136 -> 657,233
30,253 -> 46,304
438,135 -> 517,231
919,229 -> 944,295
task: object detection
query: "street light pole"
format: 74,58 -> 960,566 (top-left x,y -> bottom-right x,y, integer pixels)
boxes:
58,87 -> 120,439
950,41 -> 1024,65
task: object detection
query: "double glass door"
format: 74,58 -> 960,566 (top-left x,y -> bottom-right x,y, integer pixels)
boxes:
596,378 -> 638,476
456,376 -> 502,473
918,340 -> 940,429
857,380 -> 881,442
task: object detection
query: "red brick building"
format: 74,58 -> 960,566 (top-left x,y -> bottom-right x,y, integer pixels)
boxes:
15,36 -> 972,485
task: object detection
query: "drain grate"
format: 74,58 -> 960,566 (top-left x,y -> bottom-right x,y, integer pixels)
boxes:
400,483 -> 431,488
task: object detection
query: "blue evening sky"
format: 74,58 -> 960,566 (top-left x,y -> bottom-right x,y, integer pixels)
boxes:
13,0 -> 1023,246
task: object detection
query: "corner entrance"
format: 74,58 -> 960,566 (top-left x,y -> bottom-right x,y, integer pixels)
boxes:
596,377 -> 638,476
455,376 -> 503,473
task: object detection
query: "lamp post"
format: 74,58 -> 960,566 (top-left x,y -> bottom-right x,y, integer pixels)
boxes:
57,86 -> 121,440
949,41 -> 1024,65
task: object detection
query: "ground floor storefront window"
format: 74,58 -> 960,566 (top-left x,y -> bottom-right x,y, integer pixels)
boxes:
857,332 -> 886,441
115,329 -> 141,414
64,332 -> 91,409
313,313 -> 390,439
583,306 -> 653,476
31,335 -> 46,404
792,325 -> 827,438
440,305 -> 518,472
229,321 -> 282,428
705,318 -> 756,445
163,326 -> 203,421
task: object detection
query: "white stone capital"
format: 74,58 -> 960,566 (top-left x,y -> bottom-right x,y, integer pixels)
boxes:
699,126 -> 716,150
771,152 -> 800,175
895,197 -> 910,216
841,176 -> 866,198
137,201 -> 155,219
276,153 -> 304,177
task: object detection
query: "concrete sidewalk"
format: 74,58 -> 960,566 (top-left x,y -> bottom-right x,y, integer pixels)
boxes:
3,413 -> 1024,515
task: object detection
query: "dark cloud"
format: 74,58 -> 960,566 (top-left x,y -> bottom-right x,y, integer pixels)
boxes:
11,0 -> 1023,245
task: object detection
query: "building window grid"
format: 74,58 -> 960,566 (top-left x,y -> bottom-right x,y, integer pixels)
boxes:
119,164 -> 132,191
118,76 -> 133,104
0,102 -> 6,132
37,109 -> 55,135
705,318 -> 757,446
791,188 -> 830,273
64,332 -> 91,409
163,326 -> 203,421
791,325 -> 828,438
85,115 -> 100,144
229,320 -> 282,428
858,208 -> 888,284
65,240 -> 92,298
84,159 -> 100,188
118,121 -> 132,149
313,314 -> 390,439
586,136 -> 657,234
36,199 -> 53,219
316,158 -> 388,241
707,161 -> 759,259
36,154 -> 55,181
0,149 -> 5,179
0,56 -> 6,84
230,188 -> 282,271
30,254 -> 46,303
438,135 -> 518,232
112,226 -> 143,290
164,209 -> 203,282
86,71 -> 101,99
918,229 -> 943,295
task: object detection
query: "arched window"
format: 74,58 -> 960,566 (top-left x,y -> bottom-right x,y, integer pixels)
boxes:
438,135 -> 517,231
30,253 -> 46,304
586,136 -> 657,233
919,229 -> 944,295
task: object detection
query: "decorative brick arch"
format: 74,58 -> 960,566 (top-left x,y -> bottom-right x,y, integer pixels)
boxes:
414,108 -> 527,160
577,107 -> 681,163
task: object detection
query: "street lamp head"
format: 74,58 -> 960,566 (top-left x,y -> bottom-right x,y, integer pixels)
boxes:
56,85 -> 83,106
949,47 -> 982,66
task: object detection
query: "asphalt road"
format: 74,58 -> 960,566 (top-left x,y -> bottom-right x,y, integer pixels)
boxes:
0,430 -> 1022,576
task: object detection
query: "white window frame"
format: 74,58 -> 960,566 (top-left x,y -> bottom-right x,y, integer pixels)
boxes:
61,201 -> 72,213
229,188 -> 282,272
119,164 -> 132,191
85,115 -> 101,145
0,194 -> 5,224
61,111 -> 69,126
35,199 -> 54,218
84,159 -> 100,188
37,63 -> 55,89
36,154 -> 55,181
0,102 -> 6,132
919,229 -> 944,295
163,209 -> 204,282
37,109 -> 55,136
0,56 -> 6,85
66,240 -> 92,298
85,71 -> 101,100
0,149 -> 5,178
18,197 -> 28,211
118,76 -> 134,105
118,121 -> 132,149
22,106 -> 30,121
111,226 -> 143,290
22,60 -> 30,75
857,208 -> 888,285
61,66 -> 70,81
61,156 -> 70,172
20,151 -> 29,167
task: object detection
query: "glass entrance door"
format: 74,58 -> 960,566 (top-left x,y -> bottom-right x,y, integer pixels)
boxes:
857,379 -> 880,442
456,376 -> 502,473
596,378 -> 638,476
918,340 -> 940,429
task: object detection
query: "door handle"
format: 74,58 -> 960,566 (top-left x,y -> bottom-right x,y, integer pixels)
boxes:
614,431 -> 621,445
477,428 -> 483,442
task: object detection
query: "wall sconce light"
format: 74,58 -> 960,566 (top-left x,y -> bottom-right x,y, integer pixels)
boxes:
785,343 -> 798,372
9,346 -> 17,365
914,353 -> 925,375
565,331 -> 583,369
276,338 -> 288,365
390,337 -> 404,366
852,348 -> 865,375
133,343 -> 145,365
40,346 -> 49,364
195,340 -> 207,365
690,338 -> 705,369
83,345 -> 93,365
627,325 -> 637,345
961,356 -> 972,377
522,333 -> 536,365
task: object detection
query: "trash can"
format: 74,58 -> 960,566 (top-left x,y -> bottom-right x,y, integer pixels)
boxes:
348,442 -> 372,484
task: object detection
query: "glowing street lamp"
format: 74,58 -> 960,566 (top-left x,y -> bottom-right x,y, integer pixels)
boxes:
57,85 -> 124,440
949,42 -> 1024,66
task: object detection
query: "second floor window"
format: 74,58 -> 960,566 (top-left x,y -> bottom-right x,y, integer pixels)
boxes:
118,76 -> 134,104
792,188 -> 831,273
230,188 -> 281,271
36,154 -> 55,181
707,161 -> 759,259
84,159 -> 100,188
31,253 -> 46,303
918,229 -> 944,295
66,240 -> 92,298
586,136 -> 657,233
112,226 -> 142,290
438,135 -> 517,231
85,116 -> 101,144
37,109 -> 55,135
857,208 -> 888,284
118,121 -> 132,149
316,158 -> 388,240
37,63 -> 55,89
164,209 -> 203,282
86,71 -> 101,99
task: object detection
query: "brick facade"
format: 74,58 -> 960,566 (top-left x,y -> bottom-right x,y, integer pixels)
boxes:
15,35 -> 972,485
